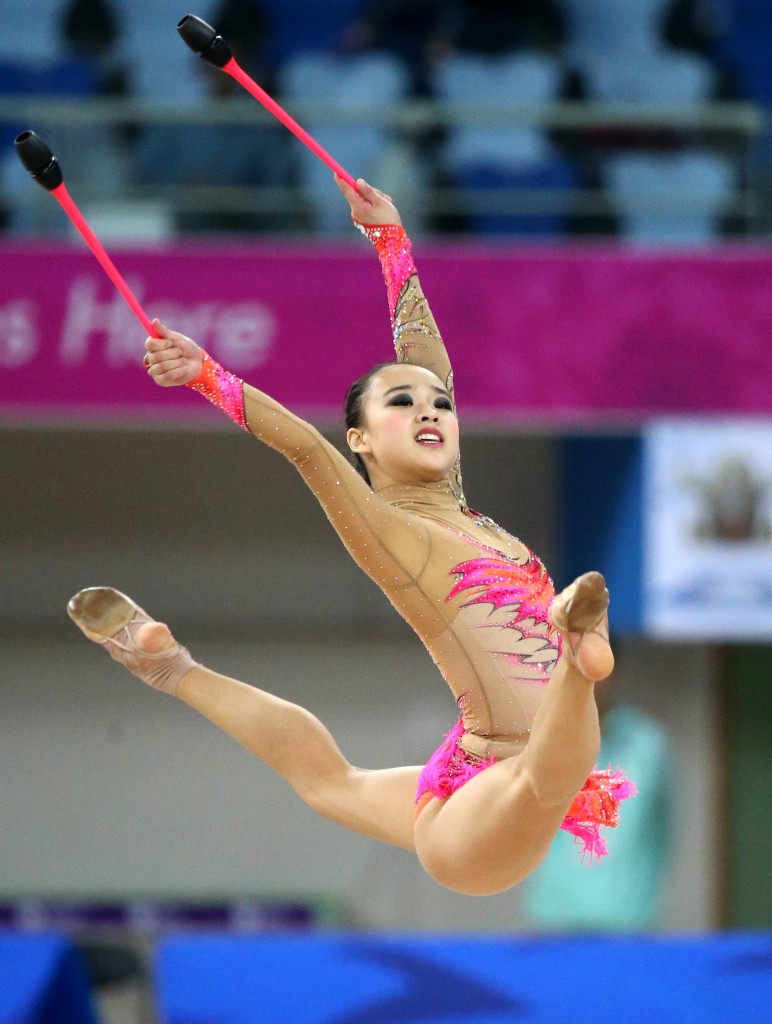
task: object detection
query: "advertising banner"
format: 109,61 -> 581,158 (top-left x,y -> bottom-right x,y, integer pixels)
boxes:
1,241 -> 770,424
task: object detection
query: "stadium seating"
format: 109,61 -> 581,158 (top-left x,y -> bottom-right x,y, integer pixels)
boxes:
605,149 -> 735,244
431,51 -> 579,235
558,0 -> 673,76
277,50 -> 412,233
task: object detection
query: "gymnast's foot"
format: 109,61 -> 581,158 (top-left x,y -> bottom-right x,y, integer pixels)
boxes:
549,571 -> 614,682
67,587 -> 197,695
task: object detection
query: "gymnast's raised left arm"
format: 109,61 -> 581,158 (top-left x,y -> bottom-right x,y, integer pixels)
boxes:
334,175 -> 454,397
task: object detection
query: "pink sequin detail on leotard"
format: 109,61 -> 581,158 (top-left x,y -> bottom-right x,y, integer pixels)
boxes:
186,349 -> 248,430
356,222 -> 417,320
415,721 -> 637,863
447,554 -> 559,641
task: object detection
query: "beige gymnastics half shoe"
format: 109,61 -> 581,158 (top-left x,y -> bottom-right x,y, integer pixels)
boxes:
68,587 -> 197,695
549,571 -> 614,681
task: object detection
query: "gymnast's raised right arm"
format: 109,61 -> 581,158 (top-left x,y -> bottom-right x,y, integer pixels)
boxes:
142,320 -> 429,586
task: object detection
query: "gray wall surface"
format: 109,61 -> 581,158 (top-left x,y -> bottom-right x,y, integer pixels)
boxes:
0,427 -> 720,931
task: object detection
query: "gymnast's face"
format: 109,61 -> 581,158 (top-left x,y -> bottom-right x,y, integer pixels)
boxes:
347,364 -> 460,488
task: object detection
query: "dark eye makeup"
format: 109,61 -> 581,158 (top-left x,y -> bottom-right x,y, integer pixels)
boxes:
386,392 -> 454,411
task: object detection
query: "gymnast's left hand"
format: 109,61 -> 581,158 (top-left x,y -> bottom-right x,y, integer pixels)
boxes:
143,319 -> 203,387
334,174 -> 402,226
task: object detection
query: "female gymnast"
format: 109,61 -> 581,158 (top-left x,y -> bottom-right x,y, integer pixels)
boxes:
68,178 -> 633,896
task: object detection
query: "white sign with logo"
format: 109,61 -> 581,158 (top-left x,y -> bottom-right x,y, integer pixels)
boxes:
643,419 -> 772,640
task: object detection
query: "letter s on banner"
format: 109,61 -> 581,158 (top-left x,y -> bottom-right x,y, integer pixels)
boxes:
0,300 -> 38,367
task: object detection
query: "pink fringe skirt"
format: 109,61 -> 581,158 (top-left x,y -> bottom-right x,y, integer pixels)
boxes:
415,719 -> 636,862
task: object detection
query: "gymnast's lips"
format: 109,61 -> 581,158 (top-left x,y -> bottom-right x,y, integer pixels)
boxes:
415,428 -> 444,444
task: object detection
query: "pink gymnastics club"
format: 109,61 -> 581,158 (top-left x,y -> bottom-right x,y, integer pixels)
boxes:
177,13 -> 360,192
14,130 -> 158,338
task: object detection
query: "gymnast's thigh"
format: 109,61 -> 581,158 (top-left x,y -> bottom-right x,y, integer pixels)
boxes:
320,764 -> 423,852
412,760 -> 563,892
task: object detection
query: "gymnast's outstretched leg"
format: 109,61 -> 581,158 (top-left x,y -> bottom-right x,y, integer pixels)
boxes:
68,587 -> 420,852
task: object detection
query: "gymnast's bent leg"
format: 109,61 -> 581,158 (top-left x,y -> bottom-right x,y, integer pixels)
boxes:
68,587 -> 420,852
413,574 -> 613,896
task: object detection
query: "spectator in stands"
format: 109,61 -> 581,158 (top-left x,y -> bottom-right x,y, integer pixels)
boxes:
438,0 -> 565,58
339,0 -> 566,97
132,0 -> 294,234
59,0 -> 126,96
661,0 -> 723,56
550,0 -> 740,240
1,0 -> 134,236
210,0 -> 275,91
425,2 -> 576,236
338,0 -> 448,97
557,0 -> 737,105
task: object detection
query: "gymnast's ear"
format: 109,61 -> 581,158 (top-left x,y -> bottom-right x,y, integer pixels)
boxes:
346,426 -> 371,454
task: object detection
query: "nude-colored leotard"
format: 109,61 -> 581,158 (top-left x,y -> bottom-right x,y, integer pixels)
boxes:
190,225 -> 561,761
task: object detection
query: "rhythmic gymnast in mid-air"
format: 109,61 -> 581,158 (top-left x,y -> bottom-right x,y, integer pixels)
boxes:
69,178 -> 633,896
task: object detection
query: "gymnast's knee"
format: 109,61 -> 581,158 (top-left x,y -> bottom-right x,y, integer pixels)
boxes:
294,762 -> 362,820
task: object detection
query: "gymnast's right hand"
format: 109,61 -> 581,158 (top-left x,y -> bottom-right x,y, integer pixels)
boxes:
143,319 -> 203,387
